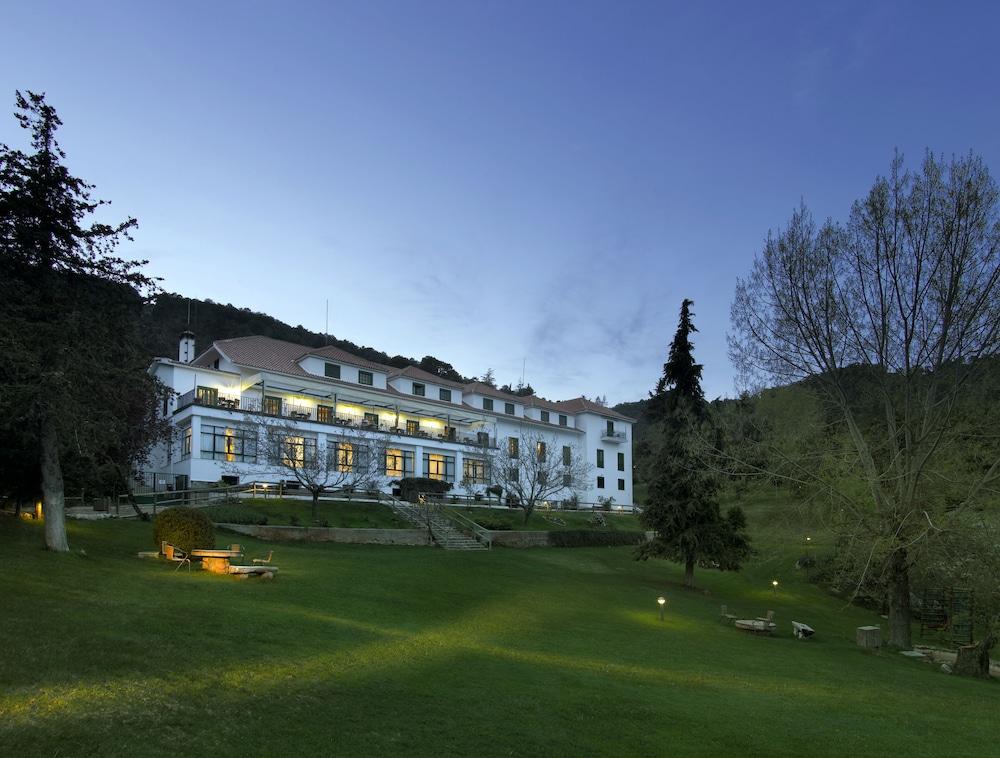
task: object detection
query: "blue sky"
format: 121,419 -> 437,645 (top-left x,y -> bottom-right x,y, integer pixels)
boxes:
5,1 -> 999,403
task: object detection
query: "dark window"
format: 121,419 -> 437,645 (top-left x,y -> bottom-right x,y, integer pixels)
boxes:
324,363 -> 341,379
618,478 -> 625,491
606,419 -> 614,435
439,388 -> 452,402
508,437 -> 519,458
363,412 -> 379,428
317,404 -> 334,423
358,370 -> 373,386
263,395 -> 283,415
182,427 -> 192,459
562,446 -> 571,466
477,431 -> 491,446
412,382 -> 425,396
406,419 -> 420,435
618,452 -> 625,471
483,397 -> 494,411
443,425 -> 457,441
559,414 -> 567,427
196,386 -> 218,406
597,476 -> 605,489
562,473 -> 571,487
504,402 -> 515,415
463,458 -> 488,484
541,410 -> 550,423
597,449 -> 605,468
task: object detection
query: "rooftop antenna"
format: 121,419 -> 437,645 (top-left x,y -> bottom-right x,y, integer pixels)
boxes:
520,357 -> 526,389
325,299 -> 329,345
186,299 -> 191,326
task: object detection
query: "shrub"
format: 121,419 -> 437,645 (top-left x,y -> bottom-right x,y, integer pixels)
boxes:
548,530 -> 644,548
475,518 -> 512,531
153,507 -> 216,553
397,477 -> 452,503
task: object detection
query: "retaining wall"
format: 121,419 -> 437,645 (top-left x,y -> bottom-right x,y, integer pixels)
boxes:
219,523 -> 431,546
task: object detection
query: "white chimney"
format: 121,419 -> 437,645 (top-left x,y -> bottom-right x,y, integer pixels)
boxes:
179,331 -> 196,363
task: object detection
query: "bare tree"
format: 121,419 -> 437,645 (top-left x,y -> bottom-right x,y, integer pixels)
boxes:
481,430 -> 593,524
730,152 -> 1000,648
236,416 -> 389,523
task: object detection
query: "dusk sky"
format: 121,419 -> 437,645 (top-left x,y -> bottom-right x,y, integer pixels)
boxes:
5,1 -> 1000,404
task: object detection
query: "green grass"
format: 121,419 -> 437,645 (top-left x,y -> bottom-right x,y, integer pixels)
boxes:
448,504 -> 644,531
200,497 -> 410,529
0,493 -> 996,757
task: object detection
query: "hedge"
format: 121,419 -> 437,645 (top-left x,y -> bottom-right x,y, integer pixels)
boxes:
396,477 -> 452,503
547,530 -> 645,548
153,506 -> 216,553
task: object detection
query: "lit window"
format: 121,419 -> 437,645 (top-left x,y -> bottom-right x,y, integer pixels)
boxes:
536,441 -> 546,462
508,437 -> 519,458
463,458 -> 488,484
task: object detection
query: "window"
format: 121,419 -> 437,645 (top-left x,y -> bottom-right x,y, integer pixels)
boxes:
406,419 -> 420,435
317,404 -> 334,424
196,386 -> 218,406
508,467 -> 518,482
363,412 -> 379,428
536,441 -> 546,462
463,458 -> 488,485
412,382 -> 425,397
562,473 -> 571,487
618,452 -> 625,471
541,410 -> 550,423
278,435 -> 315,467
562,445 -> 571,466
423,453 -> 455,482
182,427 -> 192,459
606,420 -> 614,435
504,402 -> 515,415
559,414 -> 567,427
597,449 -> 605,468
618,478 -> 625,491
439,388 -> 452,402
201,425 -> 258,463
476,430 -> 491,446
508,437 -> 519,458
334,441 -> 354,472
443,425 -> 457,441
483,397 -> 494,411
597,476 -> 605,489
263,395 -> 283,416
324,363 -> 341,379
358,370 -> 373,386
385,449 -> 414,478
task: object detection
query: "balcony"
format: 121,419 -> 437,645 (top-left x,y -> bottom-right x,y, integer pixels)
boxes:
601,430 -> 627,443
175,390 -> 496,448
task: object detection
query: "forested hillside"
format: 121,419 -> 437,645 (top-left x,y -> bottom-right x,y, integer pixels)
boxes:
141,293 -> 470,383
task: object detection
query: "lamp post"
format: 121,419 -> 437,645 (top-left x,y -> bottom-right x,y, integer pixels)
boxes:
657,596 -> 666,621
771,579 -> 779,595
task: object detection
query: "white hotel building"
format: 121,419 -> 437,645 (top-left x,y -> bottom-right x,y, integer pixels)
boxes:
148,334 -> 635,506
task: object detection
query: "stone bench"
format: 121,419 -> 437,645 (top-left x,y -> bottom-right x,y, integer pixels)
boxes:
227,564 -> 279,579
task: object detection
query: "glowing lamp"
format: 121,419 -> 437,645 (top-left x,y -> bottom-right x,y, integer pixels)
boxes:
657,596 -> 666,621
771,579 -> 779,594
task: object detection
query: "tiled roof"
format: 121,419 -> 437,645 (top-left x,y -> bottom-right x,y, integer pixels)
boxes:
305,344 -> 394,372
462,382 -> 527,403
553,397 -> 636,422
389,364 -> 467,389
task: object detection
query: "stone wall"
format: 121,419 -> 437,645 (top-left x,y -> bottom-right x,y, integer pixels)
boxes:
487,531 -> 552,548
219,523 -> 431,546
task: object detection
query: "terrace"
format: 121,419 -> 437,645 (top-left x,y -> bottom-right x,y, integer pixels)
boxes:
175,387 -> 497,447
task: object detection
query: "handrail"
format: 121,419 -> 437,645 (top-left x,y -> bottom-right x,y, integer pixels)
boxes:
442,507 -> 493,549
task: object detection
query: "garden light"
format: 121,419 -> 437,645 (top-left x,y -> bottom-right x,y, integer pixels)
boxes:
657,596 -> 666,621
772,579 -> 779,594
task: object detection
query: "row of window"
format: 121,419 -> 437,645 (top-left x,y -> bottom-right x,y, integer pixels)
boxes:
411,382 -> 453,402
324,362 -> 373,386
595,450 -> 626,471
596,476 -> 627,491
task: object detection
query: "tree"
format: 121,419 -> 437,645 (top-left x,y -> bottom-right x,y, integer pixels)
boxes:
0,92 -> 154,551
480,368 -> 496,387
480,430 -> 593,524
639,300 -> 751,587
241,417 -> 389,523
730,152 -> 1000,647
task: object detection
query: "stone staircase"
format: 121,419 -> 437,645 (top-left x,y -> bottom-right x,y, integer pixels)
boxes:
384,497 -> 488,551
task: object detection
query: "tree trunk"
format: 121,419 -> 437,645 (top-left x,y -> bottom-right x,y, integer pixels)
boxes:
684,557 -> 695,587
953,633 -> 995,679
40,417 -> 69,552
311,491 -> 319,524
886,548 -> 912,648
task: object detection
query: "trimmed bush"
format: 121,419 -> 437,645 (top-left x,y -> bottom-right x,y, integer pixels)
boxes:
548,530 -> 644,548
397,477 -> 452,503
474,519 -> 512,531
153,507 -> 216,553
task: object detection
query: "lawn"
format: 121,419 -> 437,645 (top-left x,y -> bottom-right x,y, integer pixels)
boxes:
200,497 -> 411,528
447,504 -> 645,531
1,495 -> 996,757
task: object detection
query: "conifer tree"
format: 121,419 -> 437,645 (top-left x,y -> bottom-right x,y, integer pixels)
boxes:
638,300 -> 750,586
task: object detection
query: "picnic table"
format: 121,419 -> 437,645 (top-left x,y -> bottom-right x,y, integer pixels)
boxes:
191,548 -> 243,574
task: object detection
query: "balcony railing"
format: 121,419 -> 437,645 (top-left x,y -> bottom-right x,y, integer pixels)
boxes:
175,390 -> 496,447
601,430 -> 627,442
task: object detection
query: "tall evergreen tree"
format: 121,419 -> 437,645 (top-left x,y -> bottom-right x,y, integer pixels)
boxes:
638,300 -> 751,586
0,91 -> 156,551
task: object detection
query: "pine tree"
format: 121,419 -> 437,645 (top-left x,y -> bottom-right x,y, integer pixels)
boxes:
638,300 -> 750,586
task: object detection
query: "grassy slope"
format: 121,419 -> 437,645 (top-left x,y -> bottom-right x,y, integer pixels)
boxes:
201,498 -> 410,529
448,505 -> 645,531
1,493 -> 996,758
